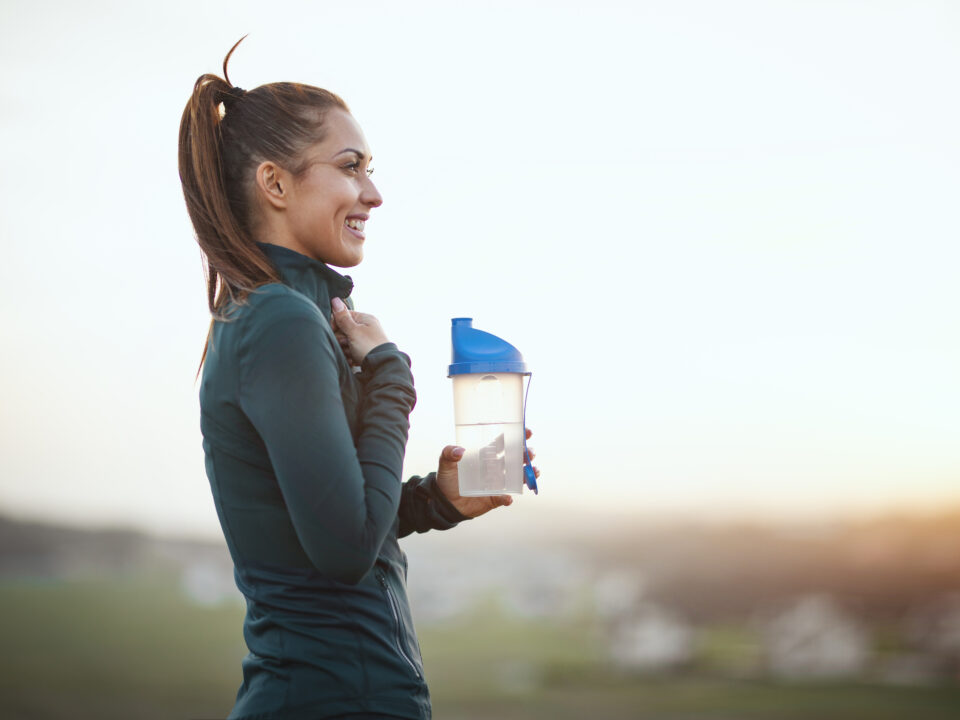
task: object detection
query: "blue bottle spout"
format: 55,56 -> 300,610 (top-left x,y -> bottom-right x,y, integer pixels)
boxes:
448,318 -> 528,377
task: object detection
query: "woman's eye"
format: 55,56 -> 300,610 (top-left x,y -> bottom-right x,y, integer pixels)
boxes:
341,161 -> 373,178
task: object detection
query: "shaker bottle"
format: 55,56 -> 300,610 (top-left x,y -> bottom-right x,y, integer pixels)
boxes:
448,318 -> 537,496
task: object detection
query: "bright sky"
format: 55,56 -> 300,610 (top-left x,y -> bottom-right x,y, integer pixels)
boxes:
1,0 -> 957,538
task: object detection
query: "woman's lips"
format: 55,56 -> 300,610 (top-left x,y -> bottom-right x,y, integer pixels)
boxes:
344,219 -> 365,240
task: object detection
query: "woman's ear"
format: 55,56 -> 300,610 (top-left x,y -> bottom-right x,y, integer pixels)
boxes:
255,161 -> 289,211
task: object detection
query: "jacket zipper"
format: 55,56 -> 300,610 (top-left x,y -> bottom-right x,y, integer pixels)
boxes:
377,572 -> 422,680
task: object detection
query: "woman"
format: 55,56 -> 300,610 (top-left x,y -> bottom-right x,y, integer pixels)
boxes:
178,38 -> 537,720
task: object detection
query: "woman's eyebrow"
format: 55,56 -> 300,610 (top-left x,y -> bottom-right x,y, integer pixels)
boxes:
335,148 -> 367,160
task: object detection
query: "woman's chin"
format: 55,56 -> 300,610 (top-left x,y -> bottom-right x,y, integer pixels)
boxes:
328,235 -> 364,268
321,242 -> 363,268
330,249 -> 363,268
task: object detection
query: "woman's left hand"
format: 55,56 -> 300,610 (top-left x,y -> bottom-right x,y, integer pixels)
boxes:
434,428 -> 539,519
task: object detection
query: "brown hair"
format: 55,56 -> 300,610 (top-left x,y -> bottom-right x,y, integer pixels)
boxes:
178,35 -> 350,380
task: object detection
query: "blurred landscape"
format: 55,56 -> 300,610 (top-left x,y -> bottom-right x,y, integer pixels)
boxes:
1,1 -> 956,718
2,508 -> 959,719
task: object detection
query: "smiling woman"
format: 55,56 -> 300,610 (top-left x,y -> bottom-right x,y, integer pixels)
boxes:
177,36 -> 533,720
257,117 -> 382,268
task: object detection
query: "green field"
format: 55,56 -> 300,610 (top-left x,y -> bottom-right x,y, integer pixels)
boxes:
1,576 -> 958,719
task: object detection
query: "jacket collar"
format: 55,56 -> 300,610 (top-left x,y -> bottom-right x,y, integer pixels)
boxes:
255,241 -> 354,318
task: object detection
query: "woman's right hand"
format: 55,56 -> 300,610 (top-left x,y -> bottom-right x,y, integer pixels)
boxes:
330,297 -> 390,366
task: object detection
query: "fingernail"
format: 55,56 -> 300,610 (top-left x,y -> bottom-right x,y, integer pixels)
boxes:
332,297 -> 345,311
452,447 -> 465,459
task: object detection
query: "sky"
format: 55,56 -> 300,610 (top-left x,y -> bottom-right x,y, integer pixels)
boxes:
0,0 -> 958,538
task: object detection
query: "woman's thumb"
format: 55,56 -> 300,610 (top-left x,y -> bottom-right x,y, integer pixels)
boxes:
439,445 -> 465,467
331,297 -> 353,324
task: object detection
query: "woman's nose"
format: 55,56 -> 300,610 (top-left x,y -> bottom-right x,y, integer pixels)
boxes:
361,177 -> 383,208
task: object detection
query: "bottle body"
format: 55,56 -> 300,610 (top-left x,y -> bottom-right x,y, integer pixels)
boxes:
451,373 -> 525,495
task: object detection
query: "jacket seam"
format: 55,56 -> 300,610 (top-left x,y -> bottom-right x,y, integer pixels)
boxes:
338,584 -> 370,705
200,409 -> 273,471
207,445 -> 241,561
236,289 -> 333,396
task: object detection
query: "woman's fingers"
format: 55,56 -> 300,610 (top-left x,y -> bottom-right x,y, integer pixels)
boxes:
523,429 -> 538,478
330,298 -> 389,364
333,328 -> 350,357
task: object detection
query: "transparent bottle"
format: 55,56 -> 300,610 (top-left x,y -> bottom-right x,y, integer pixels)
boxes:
448,318 -> 536,496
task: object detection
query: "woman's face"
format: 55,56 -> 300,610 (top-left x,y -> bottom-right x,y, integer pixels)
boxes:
284,109 -> 383,267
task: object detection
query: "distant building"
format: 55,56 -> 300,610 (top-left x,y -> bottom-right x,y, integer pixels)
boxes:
761,594 -> 870,679
904,591 -> 960,681
607,602 -> 695,672
180,558 -> 241,607
405,546 -> 588,623
592,570 -> 646,619
498,551 -> 587,619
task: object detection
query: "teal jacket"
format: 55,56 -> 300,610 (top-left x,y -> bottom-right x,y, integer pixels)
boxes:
199,241 -> 470,719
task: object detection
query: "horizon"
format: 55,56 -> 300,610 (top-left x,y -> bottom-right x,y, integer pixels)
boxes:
5,494 -> 960,546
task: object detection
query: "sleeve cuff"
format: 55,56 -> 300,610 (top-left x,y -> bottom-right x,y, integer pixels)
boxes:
361,341 -> 408,367
430,473 -> 473,523
357,342 -> 413,386
415,472 -> 472,524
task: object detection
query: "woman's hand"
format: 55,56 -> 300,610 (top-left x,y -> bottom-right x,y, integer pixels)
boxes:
435,428 -> 540,519
330,297 -> 389,366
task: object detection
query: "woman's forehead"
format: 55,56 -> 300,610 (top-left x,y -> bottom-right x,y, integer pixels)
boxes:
313,109 -> 371,158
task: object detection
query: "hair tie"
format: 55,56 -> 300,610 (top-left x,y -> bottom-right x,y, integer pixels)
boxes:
215,86 -> 246,109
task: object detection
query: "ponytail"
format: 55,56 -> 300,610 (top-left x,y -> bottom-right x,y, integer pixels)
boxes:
178,36 -> 349,382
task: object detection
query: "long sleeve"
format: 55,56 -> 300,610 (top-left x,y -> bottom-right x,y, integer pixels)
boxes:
237,294 -> 416,584
398,472 -> 472,538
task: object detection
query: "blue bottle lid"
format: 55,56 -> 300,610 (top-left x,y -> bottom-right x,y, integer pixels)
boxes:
448,318 -> 528,376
